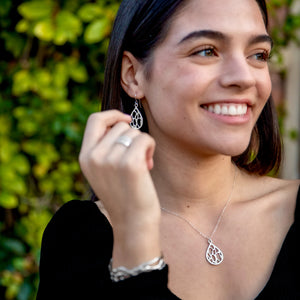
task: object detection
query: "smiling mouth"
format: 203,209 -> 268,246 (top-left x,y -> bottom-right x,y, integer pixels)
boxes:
201,103 -> 248,116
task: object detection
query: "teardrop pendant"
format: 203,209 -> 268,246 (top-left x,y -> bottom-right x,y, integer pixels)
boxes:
130,100 -> 143,129
205,239 -> 224,265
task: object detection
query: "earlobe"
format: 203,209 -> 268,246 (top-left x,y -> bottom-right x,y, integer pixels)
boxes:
121,51 -> 145,99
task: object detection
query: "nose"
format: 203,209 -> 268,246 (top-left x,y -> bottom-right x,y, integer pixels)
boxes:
219,54 -> 256,89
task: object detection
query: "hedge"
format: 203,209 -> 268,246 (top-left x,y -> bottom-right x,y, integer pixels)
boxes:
0,0 -> 299,299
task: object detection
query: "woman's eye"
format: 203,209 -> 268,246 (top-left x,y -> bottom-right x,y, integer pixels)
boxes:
194,47 -> 216,57
253,50 -> 270,61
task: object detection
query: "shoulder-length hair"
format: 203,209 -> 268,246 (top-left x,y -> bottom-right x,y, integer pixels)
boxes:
101,0 -> 282,176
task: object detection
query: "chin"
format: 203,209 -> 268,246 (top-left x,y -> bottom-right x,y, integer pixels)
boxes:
218,139 -> 251,157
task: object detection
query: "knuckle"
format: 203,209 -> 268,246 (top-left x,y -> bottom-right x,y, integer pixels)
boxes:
111,109 -> 121,114
86,112 -> 99,124
78,151 -> 85,166
85,148 -> 104,169
103,155 -> 118,170
138,133 -> 155,146
79,152 -> 91,175
113,121 -> 130,131
119,156 -> 144,175
119,158 -> 135,172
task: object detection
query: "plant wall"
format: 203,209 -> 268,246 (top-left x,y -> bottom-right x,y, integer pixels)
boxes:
0,0 -> 299,299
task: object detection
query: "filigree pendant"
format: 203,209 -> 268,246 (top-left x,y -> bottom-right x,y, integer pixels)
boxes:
205,239 -> 224,265
130,100 -> 143,129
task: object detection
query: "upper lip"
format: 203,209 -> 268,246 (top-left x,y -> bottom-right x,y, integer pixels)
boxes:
201,99 -> 253,106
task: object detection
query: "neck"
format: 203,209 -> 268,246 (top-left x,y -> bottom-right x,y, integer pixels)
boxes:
151,144 -> 237,214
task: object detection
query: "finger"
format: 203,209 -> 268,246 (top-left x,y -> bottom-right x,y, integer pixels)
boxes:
80,110 -> 131,154
145,141 -> 155,170
100,122 -> 139,152
121,133 -> 156,172
96,126 -> 141,166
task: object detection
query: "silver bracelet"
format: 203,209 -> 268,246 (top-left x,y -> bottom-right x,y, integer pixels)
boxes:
108,255 -> 166,282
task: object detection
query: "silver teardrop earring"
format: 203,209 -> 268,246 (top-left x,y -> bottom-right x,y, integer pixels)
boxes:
130,95 -> 143,129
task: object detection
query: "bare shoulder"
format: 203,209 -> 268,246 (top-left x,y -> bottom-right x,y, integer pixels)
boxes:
262,176 -> 299,204
238,171 -> 299,221
239,170 -> 299,200
261,176 -> 300,198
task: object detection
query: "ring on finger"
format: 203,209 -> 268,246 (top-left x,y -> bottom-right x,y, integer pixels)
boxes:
115,135 -> 133,148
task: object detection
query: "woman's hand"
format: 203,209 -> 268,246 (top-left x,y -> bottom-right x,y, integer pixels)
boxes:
79,110 -> 161,268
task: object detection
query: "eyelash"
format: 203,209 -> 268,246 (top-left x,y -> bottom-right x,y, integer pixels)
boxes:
193,46 -> 217,57
252,50 -> 271,62
192,47 -> 271,62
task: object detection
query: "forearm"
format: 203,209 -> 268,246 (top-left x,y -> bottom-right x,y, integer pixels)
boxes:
112,214 -> 162,269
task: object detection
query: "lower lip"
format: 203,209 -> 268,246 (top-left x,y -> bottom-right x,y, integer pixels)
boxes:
201,106 -> 251,124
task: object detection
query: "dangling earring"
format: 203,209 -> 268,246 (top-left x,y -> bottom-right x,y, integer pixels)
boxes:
130,95 -> 143,129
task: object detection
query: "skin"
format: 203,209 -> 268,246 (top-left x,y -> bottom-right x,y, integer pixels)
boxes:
79,0 -> 300,299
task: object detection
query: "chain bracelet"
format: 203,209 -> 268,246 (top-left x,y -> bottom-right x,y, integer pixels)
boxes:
108,255 -> 166,282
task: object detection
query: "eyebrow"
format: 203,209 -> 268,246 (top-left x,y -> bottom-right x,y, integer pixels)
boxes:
177,29 -> 273,49
249,34 -> 273,49
178,30 -> 227,45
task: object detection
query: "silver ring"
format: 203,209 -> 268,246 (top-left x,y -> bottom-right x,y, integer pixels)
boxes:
115,135 -> 133,148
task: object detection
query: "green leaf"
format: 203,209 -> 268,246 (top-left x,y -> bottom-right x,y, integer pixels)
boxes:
52,101 -> 72,113
53,62 -> 69,87
17,210 -> 52,249
15,19 -> 29,33
39,178 -> 55,192
0,139 -> 19,162
69,64 -> 88,83
34,69 -> 52,86
33,19 -> 55,42
84,18 -> 110,44
54,10 -> 82,45
1,32 -> 25,57
0,115 -> 12,135
18,1 -> 54,20
12,70 -> 32,96
1,238 -> 26,256
2,172 -> 27,195
77,3 -> 103,22
289,129 -> 298,140
11,155 -> 30,175
18,119 -> 38,137
0,192 -> 18,209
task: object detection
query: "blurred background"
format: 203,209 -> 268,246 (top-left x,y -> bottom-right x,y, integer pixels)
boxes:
0,0 -> 299,299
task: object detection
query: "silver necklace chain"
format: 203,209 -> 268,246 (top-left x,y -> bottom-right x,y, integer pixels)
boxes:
161,166 -> 237,266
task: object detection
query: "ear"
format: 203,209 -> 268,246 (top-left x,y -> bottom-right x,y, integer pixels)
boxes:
121,51 -> 145,99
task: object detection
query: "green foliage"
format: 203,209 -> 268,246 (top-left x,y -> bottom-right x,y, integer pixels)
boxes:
0,0 -> 120,299
0,0 -> 298,299
267,0 -> 300,65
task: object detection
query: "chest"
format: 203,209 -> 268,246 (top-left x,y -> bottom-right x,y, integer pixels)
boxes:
160,210 -> 291,300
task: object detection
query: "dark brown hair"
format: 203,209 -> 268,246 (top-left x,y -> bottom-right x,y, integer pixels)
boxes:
101,0 -> 282,176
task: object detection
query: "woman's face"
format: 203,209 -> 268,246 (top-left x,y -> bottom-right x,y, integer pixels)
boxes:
140,0 -> 272,157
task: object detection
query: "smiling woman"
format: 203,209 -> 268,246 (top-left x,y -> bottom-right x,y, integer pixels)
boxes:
37,0 -> 300,299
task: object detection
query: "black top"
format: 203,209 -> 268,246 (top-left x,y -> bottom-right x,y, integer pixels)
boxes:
37,187 -> 299,300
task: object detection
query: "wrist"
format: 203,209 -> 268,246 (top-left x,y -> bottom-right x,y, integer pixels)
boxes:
109,254 -> 166,282
112,220 -> 161,269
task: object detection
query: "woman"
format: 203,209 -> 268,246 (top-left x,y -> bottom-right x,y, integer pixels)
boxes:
37,0 -> 300,299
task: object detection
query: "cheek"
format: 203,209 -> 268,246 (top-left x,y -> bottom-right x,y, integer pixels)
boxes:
259,72 -> 272,103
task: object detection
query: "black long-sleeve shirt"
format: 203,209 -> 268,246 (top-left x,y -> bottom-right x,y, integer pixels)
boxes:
37,187 -> 299,299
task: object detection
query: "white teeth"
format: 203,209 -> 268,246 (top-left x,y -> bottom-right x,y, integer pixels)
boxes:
237,105 -> 243,115
214,104 -> 221,114
203,103 -> 248,116
228,105 -> 237,115
221,106 -> 228,115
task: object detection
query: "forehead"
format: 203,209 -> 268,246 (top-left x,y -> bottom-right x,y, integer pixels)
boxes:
164,0 -> 267,44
